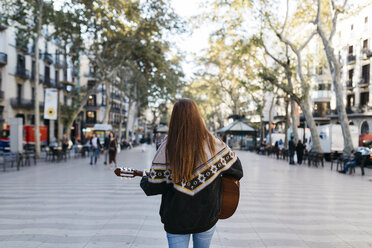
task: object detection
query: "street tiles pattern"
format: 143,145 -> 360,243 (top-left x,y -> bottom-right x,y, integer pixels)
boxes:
1,145 -> 372,247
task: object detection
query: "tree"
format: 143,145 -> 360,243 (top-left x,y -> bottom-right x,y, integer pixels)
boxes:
257,0 -> 323,153
314,0 -> 353,155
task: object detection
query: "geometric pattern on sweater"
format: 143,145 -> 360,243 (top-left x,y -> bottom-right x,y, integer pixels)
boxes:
148,138 -> 237,196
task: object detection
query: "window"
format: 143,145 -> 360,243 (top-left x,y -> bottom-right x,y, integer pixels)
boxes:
365,17 -> 368,23
87,95 -> 96,106
347,94 -> 355,107
348,69 -> 354,84
17,84 -> 22,101
360,92 -> 369,106
363,39 -> 368,49
362,64 -> 370,84
351,24 -> 354,30
31,87 -> 35,101
55,70 -> 59,84
348,45 -> 353,55
17,54 -> 25,69
86,111 -> 96,124
31,60 -> 35,79
318,84 -> 331,90
45,66 -> 50,83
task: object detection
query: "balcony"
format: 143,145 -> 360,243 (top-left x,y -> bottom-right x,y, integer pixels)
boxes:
312,90 -> 332,100
0,90 -> 4,100
0,20 -> 7,31
347,54 -> 356,64
313,109 -> 331,118
15,39 -> 28,53
0,52 -> 7,66
55,60 -> 66,69
43,78 -> 55,88
15,67 -> 31,80
359,78 -> 369,87
85,104 -> 99,110
361,48 -> 372,58
346,80 -> 353,90
10,98 -> 43,109
43,53 -> 53,64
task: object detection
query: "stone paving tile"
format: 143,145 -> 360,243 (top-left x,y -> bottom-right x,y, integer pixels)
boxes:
1,145 -> 372,247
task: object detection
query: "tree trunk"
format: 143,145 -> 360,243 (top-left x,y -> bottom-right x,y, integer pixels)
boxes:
317,27 -> 353,155
125,99 -> 133,143
268,94 -> 275,146
102,80 -> 111,123
284,98 -> 289,149
301,99 -> 322,153
284,66 -> 299,142
34,0 -> 43,158
118,100 -> 123,143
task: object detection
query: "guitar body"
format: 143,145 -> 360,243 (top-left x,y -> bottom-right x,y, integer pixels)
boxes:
219,176 -> 240,219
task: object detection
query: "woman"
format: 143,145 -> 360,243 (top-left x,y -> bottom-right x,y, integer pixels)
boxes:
296,139 -> 305,165
108,132 -> 117,167
140,99 -> 243,248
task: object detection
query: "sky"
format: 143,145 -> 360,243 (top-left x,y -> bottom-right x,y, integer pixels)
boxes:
169,0 -> 212,81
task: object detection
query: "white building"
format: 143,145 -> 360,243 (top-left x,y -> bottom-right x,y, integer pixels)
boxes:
0,22 -> 77,142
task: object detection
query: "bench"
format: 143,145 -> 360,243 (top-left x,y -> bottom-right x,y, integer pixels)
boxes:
1,152 -> 21,171
307,152 -> 324,167
349,156 -> 372,175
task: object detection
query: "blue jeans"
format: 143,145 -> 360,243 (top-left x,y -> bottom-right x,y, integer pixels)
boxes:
166,225 -> 216,248
342,161 -> 356,173
90,148 -> 99,164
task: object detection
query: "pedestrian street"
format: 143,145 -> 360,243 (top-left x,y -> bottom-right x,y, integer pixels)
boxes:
1,145 -> 372,248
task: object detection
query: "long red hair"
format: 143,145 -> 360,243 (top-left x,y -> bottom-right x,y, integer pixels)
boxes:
166,99 -> 215,183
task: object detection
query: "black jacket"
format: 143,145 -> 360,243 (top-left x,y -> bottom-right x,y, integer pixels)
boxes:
140,158 -> 243,234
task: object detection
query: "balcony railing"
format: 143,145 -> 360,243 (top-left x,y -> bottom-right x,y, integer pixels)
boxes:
347,54 -> 356,64
0,90 -> 4,100
10,98 -> 43,109
362,48 -> 372,58
15,39 -> 28,53
359,78 -> 369,87
0,52 -> 7,66
43,53 -> 53,64
312,90 -> 332,100
313,109 -> 331,118
346,80 -> 353,90
15,67 -> 31,80
55,60 -> 66,68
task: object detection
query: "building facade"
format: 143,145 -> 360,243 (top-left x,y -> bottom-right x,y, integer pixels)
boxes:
0,23 -> 77,143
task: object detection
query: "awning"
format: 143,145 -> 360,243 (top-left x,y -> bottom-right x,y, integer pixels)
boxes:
217,120 -> 256,135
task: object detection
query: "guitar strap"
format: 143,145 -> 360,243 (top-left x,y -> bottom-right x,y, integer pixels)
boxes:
149,136 -> 237,196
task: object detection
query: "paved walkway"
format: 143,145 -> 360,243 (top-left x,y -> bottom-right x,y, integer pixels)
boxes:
1,145 -> 372,248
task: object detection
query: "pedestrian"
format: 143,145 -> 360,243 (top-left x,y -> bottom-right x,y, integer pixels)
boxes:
103,131 -> 110,165
61,134 -> 69,152
108,132 -> 118,168
296,139 -> 305,165
288,136 -> 295,165
140,98 -> 243,248
89,133 -> 101,165
338,150 -> 361,174
275,141 -> 280,159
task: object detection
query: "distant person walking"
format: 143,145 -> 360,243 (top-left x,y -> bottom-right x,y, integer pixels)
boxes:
103,131 -> 110,165
89,133 -> 101,165
296,140 -> 305,165
288,136 -> 295,165
108,132 -> 118,168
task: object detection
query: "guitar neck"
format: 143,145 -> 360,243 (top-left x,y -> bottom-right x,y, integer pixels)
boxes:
114,168 -> 150,178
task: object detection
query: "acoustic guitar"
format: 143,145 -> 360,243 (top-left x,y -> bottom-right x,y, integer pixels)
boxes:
114,168 -> 240,219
